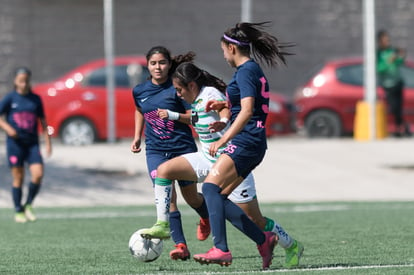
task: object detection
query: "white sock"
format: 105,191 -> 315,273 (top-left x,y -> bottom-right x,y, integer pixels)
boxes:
154,182 -> 172,223
273,222 -> 294,249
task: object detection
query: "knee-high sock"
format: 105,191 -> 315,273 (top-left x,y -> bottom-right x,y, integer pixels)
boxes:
264,217 -> 293,248
169,210 -> 186,245
25,182 -> 41,205
154,178 -> 172,223
202,183 -> 228,252
192,193 -> 209,219
223,198 -> 265,245
12,187 -> 23,212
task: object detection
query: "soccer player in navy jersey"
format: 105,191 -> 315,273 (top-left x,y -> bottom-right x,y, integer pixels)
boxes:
0,67 -> 52,223
192,22 -> 303,269
146,62 -> 302,268
131,46 -> 209,260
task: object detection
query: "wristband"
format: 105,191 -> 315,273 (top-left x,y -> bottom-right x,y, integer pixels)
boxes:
167,110 -> 180,120
220,117 -> 229,124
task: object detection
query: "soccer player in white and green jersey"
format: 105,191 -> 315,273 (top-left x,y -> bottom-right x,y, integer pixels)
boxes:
141,62 -> 302,268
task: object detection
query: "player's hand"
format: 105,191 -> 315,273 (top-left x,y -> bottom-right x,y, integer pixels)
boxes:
157,108 -> 169,120
205,100 -> 228,112
6,127 -> 18,139
45,143 -> 52,157
208,139 -> 226,157
131,138 -> 142,153
208,121 -> 227,133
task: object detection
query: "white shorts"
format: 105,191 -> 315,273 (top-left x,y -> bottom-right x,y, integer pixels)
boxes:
182,152 -> 257,203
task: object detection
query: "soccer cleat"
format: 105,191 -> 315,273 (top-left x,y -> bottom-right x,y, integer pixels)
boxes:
15,212 -> 27,223
140,221 -> 171,239
257,231 -> 277,270
170,243 -> 191,261
24,204 -> 37,222
284,240 -> 304,269
193,246 -> 232,266
197,217 -> 210,241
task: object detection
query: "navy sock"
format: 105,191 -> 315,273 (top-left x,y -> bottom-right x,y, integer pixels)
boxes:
26,182 -> 41,205
202,183 -> 228,252
12,187 -> 23,212
223,198 -> 265,245
169,211 -> 186,245
192,193 -> 209,219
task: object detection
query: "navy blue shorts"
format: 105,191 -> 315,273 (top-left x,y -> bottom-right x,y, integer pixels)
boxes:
146,150 -> 196,187
223,142 -> 266,178
6,138 -> 43,167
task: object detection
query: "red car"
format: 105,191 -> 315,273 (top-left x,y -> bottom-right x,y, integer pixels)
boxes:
294,57 -> 414,137
33,56 -> 294,145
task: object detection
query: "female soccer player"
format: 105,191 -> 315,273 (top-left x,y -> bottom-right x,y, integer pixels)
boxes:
192,22 -> 303,269
0,67 -> 52,223
131,46 -> 209,260
148,61 -> 302,268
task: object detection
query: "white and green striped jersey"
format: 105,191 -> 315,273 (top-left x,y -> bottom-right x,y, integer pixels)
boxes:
191,86 -> 230,163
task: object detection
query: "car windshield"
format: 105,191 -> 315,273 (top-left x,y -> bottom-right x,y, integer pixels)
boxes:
336,63 -> 414,88
336,64 -> 363,86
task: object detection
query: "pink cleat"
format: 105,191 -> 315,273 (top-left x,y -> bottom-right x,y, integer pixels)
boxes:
257,231 -> 278,270
170,243 -> 190,261
197,218 -> 210,241
193,246 -> 232,266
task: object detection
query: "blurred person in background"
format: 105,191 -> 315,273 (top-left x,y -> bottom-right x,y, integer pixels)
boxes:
377,29 -> 411,137
0,67 -> 52,223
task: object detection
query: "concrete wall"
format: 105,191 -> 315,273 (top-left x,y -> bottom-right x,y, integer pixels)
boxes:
1,0 -> 414,97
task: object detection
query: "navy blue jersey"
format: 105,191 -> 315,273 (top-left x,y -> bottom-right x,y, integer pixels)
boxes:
0,90 -> 44,144
226,59 -> 269,148
132,79 -> 197,153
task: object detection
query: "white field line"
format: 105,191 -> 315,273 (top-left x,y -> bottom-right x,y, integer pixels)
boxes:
137,263 -> 414,275
0,203 -> 414,219
30,204 -> 353,220
1,203 -> 413,220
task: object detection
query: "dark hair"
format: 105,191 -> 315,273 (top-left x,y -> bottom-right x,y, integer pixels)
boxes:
145,46 -> 196,76
14,67 -> 32,78
377,29 -> 388,42
221,21 -> 294,67
172,62 -> 227,94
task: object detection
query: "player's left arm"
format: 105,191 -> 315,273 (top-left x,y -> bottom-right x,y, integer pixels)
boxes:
37,97 -> 52,157
39,117 -> 52,157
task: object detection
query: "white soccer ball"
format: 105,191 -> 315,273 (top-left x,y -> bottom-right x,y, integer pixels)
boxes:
128,229 -> 164,262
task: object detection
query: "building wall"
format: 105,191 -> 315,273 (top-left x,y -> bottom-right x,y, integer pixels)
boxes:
1,0 -> 414,97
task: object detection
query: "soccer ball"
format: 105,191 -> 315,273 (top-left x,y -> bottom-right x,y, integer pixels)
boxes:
128,229 -> 164,262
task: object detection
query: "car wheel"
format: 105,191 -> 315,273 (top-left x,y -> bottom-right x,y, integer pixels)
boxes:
60,118 -> 96,145
305,110 -> 342,138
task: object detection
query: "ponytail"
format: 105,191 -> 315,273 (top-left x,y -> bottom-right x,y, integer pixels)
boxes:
221,21 -> 294,67
170,52 -> 196,76
172,62 -> 227,94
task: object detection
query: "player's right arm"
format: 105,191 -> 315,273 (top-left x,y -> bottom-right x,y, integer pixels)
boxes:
131,107 -> 144,153
0,117 -> 18,138
0,96 -> 18,138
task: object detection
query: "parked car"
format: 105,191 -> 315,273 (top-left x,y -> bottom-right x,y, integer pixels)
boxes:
294,57 -> 414,137
33,56 -> 294,145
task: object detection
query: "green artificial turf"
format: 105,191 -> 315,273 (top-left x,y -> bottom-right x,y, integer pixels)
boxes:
0,202 -> 413,274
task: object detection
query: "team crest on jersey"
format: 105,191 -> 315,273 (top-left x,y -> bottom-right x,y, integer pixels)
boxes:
194,98 -> 204,111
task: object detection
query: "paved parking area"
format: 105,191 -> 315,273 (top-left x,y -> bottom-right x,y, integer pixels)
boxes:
1,136 -> 414,208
